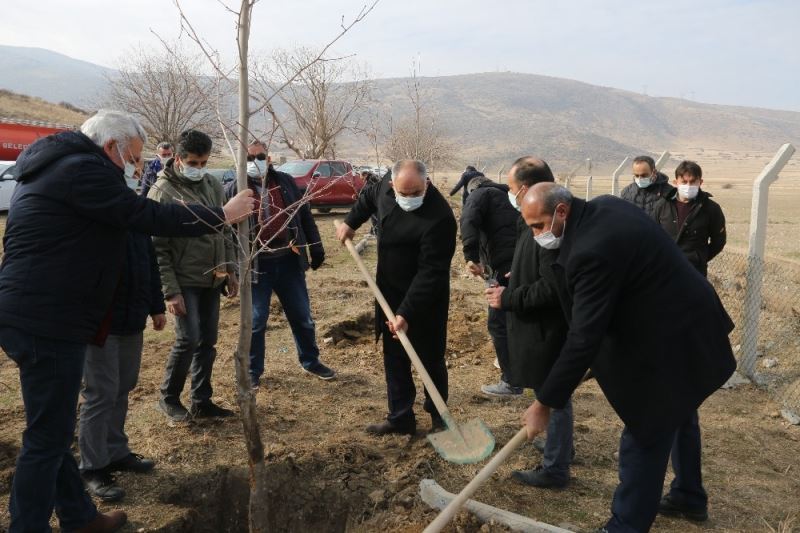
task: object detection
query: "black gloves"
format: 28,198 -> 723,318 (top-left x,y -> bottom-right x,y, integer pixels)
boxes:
310,253 -> 325,270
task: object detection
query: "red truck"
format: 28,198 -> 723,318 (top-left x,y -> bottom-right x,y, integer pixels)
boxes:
0,118 -> 74,160
276,159 -> 364,213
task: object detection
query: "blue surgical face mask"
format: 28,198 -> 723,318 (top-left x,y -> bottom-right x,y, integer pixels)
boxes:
534,208 -> 564,250
247,159 -> 266,178
397,194 -> 424,212
116,145 -> 136,179
634,176 -> 652,189
180,162 -> 204,182
508,190 -> 522,211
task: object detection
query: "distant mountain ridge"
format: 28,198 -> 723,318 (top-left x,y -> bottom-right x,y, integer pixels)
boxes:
1,45 -> 798,167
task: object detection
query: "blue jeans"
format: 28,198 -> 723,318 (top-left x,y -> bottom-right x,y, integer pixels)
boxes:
541,398 -> 574,482
0,326 -> 97,532
250,254 -> 320,379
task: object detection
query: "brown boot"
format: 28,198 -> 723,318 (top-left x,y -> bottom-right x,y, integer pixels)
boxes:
73,510 -> 127,533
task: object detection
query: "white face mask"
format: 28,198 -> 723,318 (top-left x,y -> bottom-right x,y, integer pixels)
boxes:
634,177 -> 652,189
158,155 -> 172,165
678,184 -> 699,200
394,179 -> 427,211
180,163 -> 204,182
247,160 -> 267,178
116,145 -> 136,179
508,190 -> 521,211
534,208 -> 563,250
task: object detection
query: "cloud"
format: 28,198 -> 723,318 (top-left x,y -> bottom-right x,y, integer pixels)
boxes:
2,0 -> 798,110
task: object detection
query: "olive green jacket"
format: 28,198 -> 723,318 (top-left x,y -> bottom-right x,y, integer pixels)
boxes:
147,165 -> 235,297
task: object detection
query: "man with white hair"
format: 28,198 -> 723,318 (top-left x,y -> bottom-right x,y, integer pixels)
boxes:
0,110 -> 254,532
337,160 -> 456,436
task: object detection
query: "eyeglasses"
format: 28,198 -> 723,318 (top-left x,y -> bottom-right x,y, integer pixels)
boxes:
247,153 -> 267,162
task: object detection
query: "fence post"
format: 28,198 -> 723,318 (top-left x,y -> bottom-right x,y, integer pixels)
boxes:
740,143 -> 796,378
654,151 -> 671,171
585,158 -> 593,199
611,156 -> 629,196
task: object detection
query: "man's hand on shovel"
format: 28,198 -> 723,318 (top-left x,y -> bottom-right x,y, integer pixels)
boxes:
336,221 -> 355,243
386,315 -> 408,339
521,400 -> 551,440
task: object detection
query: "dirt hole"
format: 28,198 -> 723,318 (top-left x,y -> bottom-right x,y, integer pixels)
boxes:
159,452 -> 378,532
321,311 -> 374,344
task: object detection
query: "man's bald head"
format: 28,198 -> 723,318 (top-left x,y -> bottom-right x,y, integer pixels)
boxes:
521,182 -> 573,239
391,159 -> 428,197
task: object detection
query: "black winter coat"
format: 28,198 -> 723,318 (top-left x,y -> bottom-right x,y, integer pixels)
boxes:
619,172 -> 674,217
500,219 -> 567,390
224,166 -> 324,270
537,196 -> 736,445
651,190 -> 726,277
109,233 -> 166,336
0,131 -> 226,343
344,176 -> 456,356
459,181 -> 517,276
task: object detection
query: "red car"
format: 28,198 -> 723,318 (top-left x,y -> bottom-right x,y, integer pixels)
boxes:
277,159 -> 364,213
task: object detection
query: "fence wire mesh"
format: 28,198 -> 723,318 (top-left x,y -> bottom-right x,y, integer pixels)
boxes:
709,250 -> 800,418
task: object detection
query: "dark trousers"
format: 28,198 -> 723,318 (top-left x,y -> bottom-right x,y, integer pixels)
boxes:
607,411 -> 706,532
382,328 -> 448,428
249,254 -> 320,379
487,306 -> 511,382
668,410 -> 707,508
0,326 -> 97,532
160,286 -> 220,405
541,398 -> 574,481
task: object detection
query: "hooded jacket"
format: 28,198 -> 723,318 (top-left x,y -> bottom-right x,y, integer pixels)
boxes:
619,171 -> 674,217
459,180 -> 517,275
0,131 -> 226,343
148,162 -> 235,297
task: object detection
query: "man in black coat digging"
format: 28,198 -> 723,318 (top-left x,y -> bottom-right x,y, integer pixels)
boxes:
337,159 -> 457,435
484,157 -> 572,489
519,182 -> 736,532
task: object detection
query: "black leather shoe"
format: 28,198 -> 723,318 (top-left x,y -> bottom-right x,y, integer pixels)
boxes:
511,465 -> 568,489
81,470 -> 125,502
429,416 -> 446,433
365,420 -> 416,436
191,401 -> 235,418
157,398 -> 189,422
658,494 -> 708,522
107,453 -> 155,474
74,510 -> 127,533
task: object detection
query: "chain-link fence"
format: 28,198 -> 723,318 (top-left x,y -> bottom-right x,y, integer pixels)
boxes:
709,250 -> 800,420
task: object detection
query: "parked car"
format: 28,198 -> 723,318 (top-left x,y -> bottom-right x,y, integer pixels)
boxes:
277,159 -> 364,213
0,161 -> 17,212
206,168 -> 237,185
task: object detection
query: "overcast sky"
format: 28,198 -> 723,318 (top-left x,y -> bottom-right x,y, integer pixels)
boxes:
4,0 -> 799,111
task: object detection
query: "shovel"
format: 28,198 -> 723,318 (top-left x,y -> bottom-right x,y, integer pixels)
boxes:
335,220 -> 495,464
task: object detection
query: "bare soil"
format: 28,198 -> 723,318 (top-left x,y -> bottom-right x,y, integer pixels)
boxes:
1,184 -> 800,532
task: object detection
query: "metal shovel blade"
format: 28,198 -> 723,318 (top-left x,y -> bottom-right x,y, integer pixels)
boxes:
427,418 -> 495,464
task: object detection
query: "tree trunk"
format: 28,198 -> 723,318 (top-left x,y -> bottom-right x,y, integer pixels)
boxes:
234,2 -> 268,531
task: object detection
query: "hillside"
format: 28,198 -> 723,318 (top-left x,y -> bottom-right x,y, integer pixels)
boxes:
0,45 -> 110,108
0,89 -> 87,125
2,45 -> 799,168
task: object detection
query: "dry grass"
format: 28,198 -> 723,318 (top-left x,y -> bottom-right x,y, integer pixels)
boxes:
0,89 -> 87,126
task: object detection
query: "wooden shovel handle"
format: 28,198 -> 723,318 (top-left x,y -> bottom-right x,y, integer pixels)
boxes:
424,427 -> 529,533
334,220 -> 454,425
